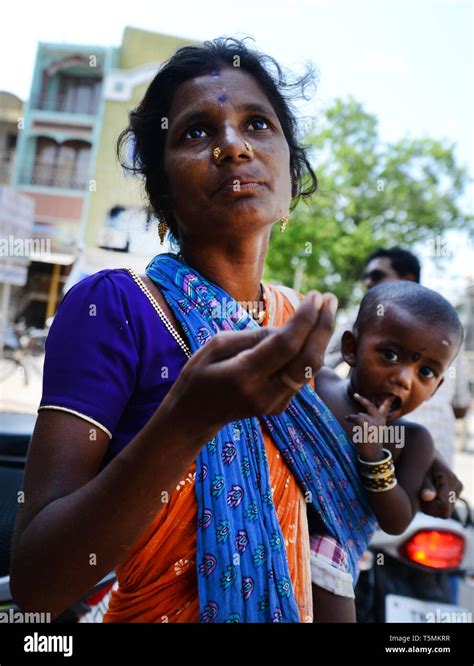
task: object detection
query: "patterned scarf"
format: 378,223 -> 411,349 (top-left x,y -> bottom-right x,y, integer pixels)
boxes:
146,253 -> 376,623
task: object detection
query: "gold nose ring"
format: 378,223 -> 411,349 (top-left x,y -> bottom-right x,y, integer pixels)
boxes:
213,147 -> 222,160
244,141 -> 252,152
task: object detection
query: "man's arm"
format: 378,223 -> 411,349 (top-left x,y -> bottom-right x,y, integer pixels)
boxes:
419,450 -> 464,518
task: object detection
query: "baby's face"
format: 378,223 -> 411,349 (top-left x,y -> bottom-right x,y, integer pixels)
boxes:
350,306 -> 459,421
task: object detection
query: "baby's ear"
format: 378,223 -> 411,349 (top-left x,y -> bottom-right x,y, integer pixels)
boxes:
429,376 -> 445,399
341,330 -> 358,366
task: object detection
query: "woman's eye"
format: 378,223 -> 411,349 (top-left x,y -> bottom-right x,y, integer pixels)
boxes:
184,127 -> 209,139
419,366 -> 436,379
247,118 -> 269,131
382,350 -> 398,361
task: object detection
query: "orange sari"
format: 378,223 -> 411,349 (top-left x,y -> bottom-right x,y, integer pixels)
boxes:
103,283 -> 312,623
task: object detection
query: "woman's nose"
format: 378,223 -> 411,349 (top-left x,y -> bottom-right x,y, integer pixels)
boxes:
215,126 -> 252,163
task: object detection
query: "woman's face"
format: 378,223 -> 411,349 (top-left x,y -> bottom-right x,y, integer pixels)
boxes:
164,66 -> 292,243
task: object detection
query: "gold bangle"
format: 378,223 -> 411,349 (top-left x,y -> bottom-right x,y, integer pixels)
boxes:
362,472 -> 397,489
363,478 -> 398,493
357,448 -> 392,467
359,465 -> 395,480
363,474 -> 395,488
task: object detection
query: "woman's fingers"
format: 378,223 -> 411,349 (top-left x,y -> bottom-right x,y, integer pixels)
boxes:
241,291 -> 324,376
276,293 -> 338,385
180,289 -> 337,424
205,327 -> 275,364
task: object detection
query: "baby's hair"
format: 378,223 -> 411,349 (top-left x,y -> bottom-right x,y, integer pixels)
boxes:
354,280 -> 464,346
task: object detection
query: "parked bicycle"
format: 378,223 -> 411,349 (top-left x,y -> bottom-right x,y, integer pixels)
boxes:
0,319 -> 51,385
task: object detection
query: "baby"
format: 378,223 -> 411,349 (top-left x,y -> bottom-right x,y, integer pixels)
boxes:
309,280 -> 464,622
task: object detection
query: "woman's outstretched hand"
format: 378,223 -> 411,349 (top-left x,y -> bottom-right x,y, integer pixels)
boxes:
163,290 -> 338,441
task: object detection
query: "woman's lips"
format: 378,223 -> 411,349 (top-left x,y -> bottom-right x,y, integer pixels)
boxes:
214,174 -> 265,195
217,181 -> 264,194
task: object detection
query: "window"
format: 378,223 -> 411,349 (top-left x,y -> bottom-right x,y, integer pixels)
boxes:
7,134 -> 17,151
31,138 -> 91,189
38,73 -> 101,114
58,75 -> 100,114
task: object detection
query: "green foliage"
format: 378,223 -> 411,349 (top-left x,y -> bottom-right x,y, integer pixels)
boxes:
264,97 -> 473,308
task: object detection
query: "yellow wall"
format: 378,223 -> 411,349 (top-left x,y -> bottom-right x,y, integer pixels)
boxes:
119,26 -> 198,69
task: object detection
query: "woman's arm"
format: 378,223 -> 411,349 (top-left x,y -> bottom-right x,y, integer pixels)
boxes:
11,291 -> 337,617
10,395 -> 210,618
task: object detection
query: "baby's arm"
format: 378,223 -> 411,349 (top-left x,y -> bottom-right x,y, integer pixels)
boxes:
391,422 -> 436,518
347,395 -> 435,534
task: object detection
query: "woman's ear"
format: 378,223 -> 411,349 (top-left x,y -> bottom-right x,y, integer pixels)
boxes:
341,330 -> 358,367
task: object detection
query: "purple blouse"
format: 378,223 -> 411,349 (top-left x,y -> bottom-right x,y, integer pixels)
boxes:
39,268 -> 188,471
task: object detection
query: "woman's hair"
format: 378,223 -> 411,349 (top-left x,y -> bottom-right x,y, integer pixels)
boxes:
117,36 -> 318,240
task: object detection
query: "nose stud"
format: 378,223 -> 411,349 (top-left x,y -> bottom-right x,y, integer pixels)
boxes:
213,142 -> 252,161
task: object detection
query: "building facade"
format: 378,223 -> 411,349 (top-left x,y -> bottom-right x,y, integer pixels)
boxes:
7,28 -> 197,326
0,91 -> 23,185
11,42 -> 114,255
83,28 -> 199,259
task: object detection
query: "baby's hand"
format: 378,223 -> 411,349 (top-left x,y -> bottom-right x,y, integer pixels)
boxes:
345,393 -> 395,462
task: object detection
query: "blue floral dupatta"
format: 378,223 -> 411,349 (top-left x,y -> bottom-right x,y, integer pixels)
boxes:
146,253 -> 376,623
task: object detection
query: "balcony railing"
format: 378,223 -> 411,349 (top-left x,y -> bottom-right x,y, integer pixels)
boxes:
19,163 -> 88,190
36,92 -> 99,116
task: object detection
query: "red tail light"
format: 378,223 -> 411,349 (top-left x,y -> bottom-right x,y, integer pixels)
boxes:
401,530 -> 464,569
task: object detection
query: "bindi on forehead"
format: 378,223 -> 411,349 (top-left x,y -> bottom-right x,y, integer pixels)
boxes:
218,94 -> 228,103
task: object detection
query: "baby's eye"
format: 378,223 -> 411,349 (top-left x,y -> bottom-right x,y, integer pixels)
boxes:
419,366 -> 436,379
382,350 -> 398,361
184,127 -> 209,139
247,118 -> 269,131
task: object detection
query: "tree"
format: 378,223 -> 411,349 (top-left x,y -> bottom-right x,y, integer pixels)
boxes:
264,97 -> 473,308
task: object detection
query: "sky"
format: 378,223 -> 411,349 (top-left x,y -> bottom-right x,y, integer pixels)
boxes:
1,0 -> 472,302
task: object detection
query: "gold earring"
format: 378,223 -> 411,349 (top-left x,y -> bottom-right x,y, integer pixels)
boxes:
157,210 -> 168,244
213,147 -> 222,160
244,141 -> 252,152
280,212 -> 290,232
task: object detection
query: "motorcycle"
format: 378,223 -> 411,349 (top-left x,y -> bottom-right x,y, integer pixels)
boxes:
355,502 -> 474,623
0,412 -> 116,622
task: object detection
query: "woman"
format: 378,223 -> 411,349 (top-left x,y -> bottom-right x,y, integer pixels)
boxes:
10,38 -> 462,623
